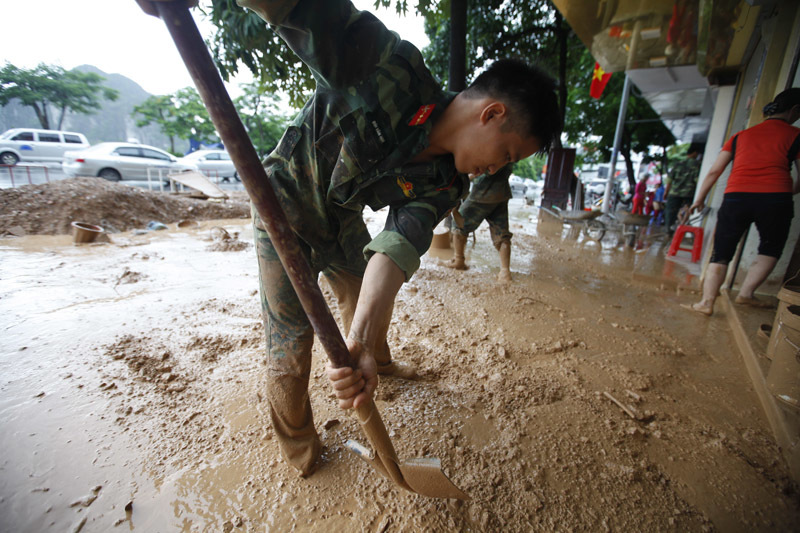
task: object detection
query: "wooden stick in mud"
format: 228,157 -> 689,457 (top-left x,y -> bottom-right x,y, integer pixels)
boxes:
603,391 -> 643,421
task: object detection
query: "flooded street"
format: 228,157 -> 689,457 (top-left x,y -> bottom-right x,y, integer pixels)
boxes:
1,200 -> 798,531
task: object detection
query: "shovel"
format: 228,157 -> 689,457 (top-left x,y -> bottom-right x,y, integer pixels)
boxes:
146,0 -> 468,500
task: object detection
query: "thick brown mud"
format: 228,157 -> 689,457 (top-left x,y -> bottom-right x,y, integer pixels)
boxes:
1,203 -> 798,532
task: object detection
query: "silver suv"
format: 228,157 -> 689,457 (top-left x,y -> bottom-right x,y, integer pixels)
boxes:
62,142 -> 197,181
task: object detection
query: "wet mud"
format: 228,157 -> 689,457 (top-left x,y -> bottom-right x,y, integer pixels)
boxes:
1,205 -> 799,532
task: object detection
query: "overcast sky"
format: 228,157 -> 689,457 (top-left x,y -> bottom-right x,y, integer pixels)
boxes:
1,1 -> 429,97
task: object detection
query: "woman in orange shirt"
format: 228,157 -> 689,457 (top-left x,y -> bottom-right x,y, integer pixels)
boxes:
684,88 -> 800,316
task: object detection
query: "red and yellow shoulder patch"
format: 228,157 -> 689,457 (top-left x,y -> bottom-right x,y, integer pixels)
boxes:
408,104 -> 435,126
396,176 -> 416,198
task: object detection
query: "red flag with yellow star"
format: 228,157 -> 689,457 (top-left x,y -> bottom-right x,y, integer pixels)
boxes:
590,62 -> 612,99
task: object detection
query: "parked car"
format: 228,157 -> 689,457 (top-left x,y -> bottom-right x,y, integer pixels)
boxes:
585,178 -> 608,198
509,174 -> 527,197
177,149 -> 238,181
524,181 -> 543,205
62,142 -> 197,181
0,128 -> 90,165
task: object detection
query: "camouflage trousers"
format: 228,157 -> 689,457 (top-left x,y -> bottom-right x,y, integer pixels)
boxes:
450,199 -> 512,250
253,209 -> 391,475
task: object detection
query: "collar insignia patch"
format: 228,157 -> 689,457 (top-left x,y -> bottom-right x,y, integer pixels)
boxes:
408,104 -> 435,126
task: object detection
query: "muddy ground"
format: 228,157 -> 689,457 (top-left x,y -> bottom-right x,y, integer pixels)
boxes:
0,179 -> 798,532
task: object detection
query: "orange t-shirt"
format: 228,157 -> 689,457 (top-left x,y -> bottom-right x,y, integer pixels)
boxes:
721,119 -> 800,193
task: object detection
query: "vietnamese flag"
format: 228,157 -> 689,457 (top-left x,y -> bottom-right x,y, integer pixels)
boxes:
590,62 -> 612,99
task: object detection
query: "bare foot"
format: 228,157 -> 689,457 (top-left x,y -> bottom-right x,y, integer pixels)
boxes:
680,302 -> 713,316
444,258 -> 468,270
497,269 -> 512,284
734,295 -> 774,308
376,361 -> 418,380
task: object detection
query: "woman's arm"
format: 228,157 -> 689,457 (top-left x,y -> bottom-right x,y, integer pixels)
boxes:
689,150 -> 732,212
793,159 -> 800,194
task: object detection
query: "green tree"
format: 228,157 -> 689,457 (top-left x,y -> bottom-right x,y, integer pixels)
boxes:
421,1 -> 564,91
233,81 -> 290,157
132,88 -> 218,155
514,154 -> 547,181
0,63 -> 119,130
132,95 -> 179,152
204,0 -> 315,109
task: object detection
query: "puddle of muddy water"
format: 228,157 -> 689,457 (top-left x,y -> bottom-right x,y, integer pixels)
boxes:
1,220 -> 260,531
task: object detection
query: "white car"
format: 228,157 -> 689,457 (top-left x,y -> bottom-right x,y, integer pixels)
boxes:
509,174 -> 527,197
177,149 -> 238,181
62,142 -> 197,181
524,181 -> 543,205
0,128 -> 90,165
585,179 -> 608,198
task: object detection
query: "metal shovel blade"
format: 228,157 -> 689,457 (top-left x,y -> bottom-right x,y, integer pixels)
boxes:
346,400 -> 470,500
344,440 -> 470,500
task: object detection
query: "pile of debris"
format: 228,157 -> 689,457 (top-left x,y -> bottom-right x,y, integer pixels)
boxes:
0,177 -> 251,236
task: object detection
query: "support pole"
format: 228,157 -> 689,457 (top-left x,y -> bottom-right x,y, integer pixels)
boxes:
601,74 -> 632,214
601,19 -> 641,214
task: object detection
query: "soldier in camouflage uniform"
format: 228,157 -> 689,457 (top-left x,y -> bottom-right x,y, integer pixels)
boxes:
237,0 -> 561,476
664,144 -> 703,233
446,165 -> 515,283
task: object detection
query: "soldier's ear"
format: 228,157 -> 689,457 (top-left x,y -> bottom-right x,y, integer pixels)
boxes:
479,102 -> 508,126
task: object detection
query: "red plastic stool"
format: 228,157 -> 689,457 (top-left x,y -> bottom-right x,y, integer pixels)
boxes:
667,225 -> 704,262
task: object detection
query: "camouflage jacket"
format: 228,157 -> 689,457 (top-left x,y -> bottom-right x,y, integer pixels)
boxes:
240,0 -> 469,278
667,157 -> 700,197
467,166 -> 513,204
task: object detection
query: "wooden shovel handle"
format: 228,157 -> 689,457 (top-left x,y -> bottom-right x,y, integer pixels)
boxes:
153,1 -> 353,368
356,400 -> 412,491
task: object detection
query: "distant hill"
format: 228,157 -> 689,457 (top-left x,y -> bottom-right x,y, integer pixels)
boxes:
0,65 -> 185,154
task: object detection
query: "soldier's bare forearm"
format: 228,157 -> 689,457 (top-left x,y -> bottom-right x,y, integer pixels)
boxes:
347,253 -> 404,352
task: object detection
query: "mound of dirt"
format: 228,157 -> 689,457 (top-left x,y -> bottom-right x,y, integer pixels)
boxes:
0,177 -> 251,236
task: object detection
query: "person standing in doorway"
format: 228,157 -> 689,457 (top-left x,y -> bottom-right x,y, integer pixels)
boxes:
664,143 -> 703,234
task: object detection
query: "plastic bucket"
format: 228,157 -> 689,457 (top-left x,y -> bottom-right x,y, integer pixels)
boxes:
766,304 -> 800,411
430,223 -> 451,249
71,222 -> 104,244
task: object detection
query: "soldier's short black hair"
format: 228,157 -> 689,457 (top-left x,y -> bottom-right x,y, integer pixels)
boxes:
464,59 -> 562,153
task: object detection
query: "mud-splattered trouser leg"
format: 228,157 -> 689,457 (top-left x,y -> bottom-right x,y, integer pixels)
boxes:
255,222 -> 321,476
483,201 -> 513,250
452,200 -> 513,250
254,221 -> 391,475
